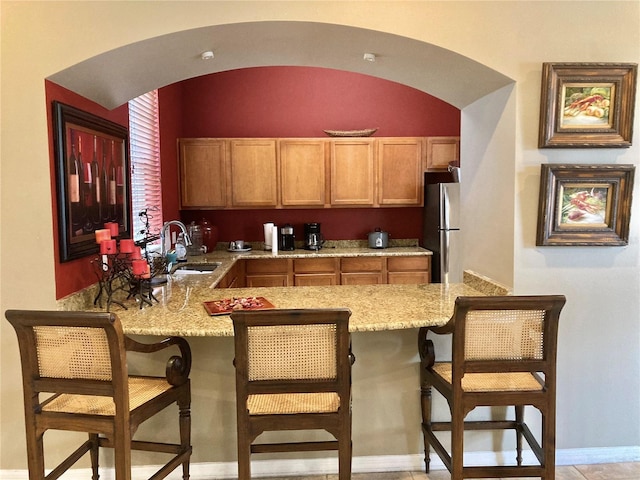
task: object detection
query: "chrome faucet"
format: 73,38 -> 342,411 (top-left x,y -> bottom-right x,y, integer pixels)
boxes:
160,220 -> 192,257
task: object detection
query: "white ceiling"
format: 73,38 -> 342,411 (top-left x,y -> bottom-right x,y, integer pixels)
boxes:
48,21 -> 513,110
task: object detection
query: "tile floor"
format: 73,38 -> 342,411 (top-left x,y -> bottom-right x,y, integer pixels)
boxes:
255,462 -> 640,480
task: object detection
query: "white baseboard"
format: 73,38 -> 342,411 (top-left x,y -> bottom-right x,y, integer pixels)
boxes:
1,446 -> 639,479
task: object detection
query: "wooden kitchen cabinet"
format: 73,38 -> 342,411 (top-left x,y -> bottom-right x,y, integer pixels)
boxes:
340,257 -> 385,285
293,257 -> 339,286
244,258 -> 292,287
426,136 -> 460,171
330,139 -> 376,206
377,138 -> 424,206
215,260 -> 244,289
279,139 -> 328,207
229,139 -> 278,208
387,256 -> 431,284
179,138 -> 227,209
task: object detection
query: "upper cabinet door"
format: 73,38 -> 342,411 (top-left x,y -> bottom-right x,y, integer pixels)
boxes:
330,139 -> 376,206
280,139 -> 328,207
179,138 -> 227,209
426,136 -> 460,171
377,138 -> 424,206
229,139 -> 278,208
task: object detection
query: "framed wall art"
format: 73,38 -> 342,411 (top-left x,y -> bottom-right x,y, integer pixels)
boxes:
539,63 -> 637,148
536,164 -> 635,246
53,101 -> 131,262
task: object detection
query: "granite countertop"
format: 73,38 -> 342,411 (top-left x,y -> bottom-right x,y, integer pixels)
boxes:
59,244 -> 511,337
117,281 -> 485,337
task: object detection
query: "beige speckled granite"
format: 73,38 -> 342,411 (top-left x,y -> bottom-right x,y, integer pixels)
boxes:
463,270 -> 512,296
58,247 -> 510,338
58,246 -> 432,311
115,281 -> 485,337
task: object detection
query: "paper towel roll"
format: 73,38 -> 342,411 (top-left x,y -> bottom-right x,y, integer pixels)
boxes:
271,225 -> 278,254
263,222 -> 274,250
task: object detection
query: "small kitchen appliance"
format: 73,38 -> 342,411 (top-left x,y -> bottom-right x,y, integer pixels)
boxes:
368,228 -> 389,249
280,224 -> 295,251
304,222 -> 324,250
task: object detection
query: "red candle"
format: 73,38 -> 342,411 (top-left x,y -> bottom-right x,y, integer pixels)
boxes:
100,239 -> 117,254
95,229 -> 111,244
132,259 -> 147,275
104,222 -> 119,237
130,247 -> 142,260
119,238 -> 135,253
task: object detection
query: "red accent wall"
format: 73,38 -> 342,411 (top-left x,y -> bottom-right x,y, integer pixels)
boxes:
46,80 -> 129,299
179,66 -> 459,138
158,84 -> 183,222
175,67 -> 460,244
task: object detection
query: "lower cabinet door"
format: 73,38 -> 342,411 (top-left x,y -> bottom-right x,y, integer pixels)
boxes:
294,274 -> 338,286
341,272 -> 385,285
245,274 -> 290,287
387,271 -> 430,284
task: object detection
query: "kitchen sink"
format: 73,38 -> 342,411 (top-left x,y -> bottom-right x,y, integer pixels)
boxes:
170,262 -> 221,274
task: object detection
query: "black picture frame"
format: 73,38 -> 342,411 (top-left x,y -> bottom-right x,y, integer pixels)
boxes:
53,101 -> 131,262
536,164 -> 635,246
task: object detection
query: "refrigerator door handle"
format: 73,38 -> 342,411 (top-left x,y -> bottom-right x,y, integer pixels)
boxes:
442,229 -> 450,283
442,187 -> 450,231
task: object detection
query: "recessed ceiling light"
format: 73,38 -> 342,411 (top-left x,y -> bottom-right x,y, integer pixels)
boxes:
363,53 -> 376,62
201,51 -> 214,60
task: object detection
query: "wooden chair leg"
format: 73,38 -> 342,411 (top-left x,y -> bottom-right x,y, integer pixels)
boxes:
113,432 -> 132,480
237,430 -> 251,480
338,422 -> 352,480
25,428 -> 45,480
89,433 -> 100,480
420,384 -> 433,472
450,406 -> 465,479
542,408 -> 556,480
515,405 -> 524,466
179,395 -> 191,480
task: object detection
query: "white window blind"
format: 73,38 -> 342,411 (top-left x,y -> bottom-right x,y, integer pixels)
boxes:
128,90 -> 162,241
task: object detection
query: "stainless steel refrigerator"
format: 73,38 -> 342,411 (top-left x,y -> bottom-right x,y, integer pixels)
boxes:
421,182 -> 462,284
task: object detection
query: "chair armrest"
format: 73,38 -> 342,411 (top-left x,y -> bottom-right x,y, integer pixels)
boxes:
418,327 -> 436,368
125,336 -> 192,386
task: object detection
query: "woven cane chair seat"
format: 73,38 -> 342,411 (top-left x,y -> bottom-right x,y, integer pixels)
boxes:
42,377 -> 174,416
432,363 -> 543,392
248,392 -> 340,415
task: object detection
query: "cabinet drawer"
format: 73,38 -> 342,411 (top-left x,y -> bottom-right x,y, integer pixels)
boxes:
294,257 -> 338,273
387,256 -> 430,272
341,257 -> 384,272
245,258 -> 290,274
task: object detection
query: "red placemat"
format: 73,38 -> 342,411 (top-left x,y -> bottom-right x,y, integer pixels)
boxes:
203,297 -> 275,316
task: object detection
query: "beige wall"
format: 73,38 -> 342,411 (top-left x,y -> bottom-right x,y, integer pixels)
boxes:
2,0 -> 639,473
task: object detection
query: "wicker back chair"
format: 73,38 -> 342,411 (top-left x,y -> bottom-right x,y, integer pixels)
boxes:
5,309 -> 192,480
418,295 -> 566,480
231,308 -> 353,480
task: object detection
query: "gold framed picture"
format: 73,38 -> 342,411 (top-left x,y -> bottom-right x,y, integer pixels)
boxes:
536,164 -> 635,246
539,63 -> 637,148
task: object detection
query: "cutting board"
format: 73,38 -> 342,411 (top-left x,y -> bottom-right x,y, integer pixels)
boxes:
203,297 -> 275,316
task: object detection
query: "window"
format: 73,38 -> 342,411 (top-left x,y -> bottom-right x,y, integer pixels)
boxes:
128,90 -> 162,241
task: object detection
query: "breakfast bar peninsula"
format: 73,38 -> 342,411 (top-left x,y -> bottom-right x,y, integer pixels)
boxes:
65,247 -> 508,337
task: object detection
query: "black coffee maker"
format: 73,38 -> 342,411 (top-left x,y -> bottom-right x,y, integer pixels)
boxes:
304,222 -> 324,250
279,224 -> 295,251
